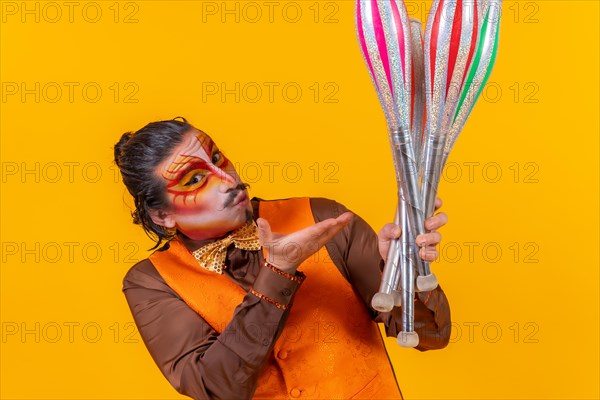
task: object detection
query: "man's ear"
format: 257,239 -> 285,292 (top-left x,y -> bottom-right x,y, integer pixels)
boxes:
149,209 -> 176,229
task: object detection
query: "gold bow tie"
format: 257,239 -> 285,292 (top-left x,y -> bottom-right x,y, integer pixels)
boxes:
191,221 -> 262,274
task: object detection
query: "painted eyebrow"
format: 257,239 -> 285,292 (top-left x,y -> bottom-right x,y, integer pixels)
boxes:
162,135 -> 219,181
163,157 -> 211,184
197,133 -> 216,157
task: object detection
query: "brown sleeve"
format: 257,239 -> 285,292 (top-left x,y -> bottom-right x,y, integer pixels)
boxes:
310,197 -> 452,351
122,259 -> 303,400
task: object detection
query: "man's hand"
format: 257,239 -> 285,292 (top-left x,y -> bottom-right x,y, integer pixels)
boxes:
378,197 -> 448,263
256,212 -> 353,274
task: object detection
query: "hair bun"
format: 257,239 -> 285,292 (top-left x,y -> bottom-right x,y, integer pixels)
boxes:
114,132 -> 134,167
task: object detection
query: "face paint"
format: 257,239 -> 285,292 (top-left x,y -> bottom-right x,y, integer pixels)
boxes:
157,129 -> 253,241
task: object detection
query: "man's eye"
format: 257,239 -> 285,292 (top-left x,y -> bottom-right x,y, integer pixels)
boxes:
212,151 -> 223,165
184,173 -> 204,186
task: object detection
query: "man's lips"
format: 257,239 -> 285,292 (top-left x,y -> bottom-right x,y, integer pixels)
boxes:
223,182 -> 250,208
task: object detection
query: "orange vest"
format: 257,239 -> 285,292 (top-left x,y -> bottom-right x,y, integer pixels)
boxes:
150,197 -> 403,399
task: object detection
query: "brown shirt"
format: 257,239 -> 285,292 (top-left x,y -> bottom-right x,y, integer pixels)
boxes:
122,197 -> 451,400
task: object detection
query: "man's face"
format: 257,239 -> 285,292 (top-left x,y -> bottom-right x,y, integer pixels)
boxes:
155,128 -> 253,241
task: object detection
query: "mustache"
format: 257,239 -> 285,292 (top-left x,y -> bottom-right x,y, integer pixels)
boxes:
222,182 -> 251,208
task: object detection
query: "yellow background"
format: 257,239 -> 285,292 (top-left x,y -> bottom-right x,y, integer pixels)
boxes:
1,0 -> 598,398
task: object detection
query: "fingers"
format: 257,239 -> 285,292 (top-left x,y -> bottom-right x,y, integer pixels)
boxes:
378,223 -> 401,262
308,212 -> 353,247
416,230 -> 442,262
378,223 -> 401,241
434,197 -> 443,211
425,211 -> 448,231
415,231 -> 442,247
419,246 -> 439,262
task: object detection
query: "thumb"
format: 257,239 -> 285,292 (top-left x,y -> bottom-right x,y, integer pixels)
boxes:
378,223 -> 401,261
378,223 -> 401,242
256,218 -> 273,246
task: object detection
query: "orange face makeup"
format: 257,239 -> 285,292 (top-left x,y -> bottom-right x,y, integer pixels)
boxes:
156,129 -> 252,240
163,133 -> 233,208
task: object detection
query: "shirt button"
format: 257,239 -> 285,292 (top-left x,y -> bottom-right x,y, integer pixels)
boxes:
262,338 -> 270,346
281,288 -> 292,296
290,388 -> 301,398
277,350 -> 288,360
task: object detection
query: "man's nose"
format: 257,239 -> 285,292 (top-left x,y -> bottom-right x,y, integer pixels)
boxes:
212,166 -> 237,190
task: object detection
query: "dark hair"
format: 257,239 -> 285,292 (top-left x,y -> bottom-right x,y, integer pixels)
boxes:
114,117 -> 192,250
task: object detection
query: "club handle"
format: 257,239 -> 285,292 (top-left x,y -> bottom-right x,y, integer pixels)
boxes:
416,133 -> 446,292
391,291 -> 403,307
392,127 -> 433,280
372,292 -> 395,313
416,274 -> 438,292
397,331 -> 419,348
372,210 -> 402,312
398,204 -> 417,347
